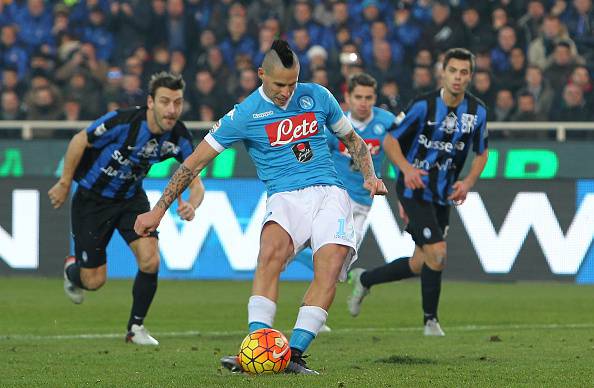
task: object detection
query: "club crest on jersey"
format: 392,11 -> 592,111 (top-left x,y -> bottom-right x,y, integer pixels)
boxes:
440,112 -> 458,134
160,141 -> 180,156
298,95 -> 315,110
373,123 -> 385,135
138,138 -> 159,158
292,141 -> 313,163
460,113 -> 476,133
265,112 -> 318,146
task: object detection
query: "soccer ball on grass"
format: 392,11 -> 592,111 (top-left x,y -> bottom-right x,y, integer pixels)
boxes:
239,328 -> 291,374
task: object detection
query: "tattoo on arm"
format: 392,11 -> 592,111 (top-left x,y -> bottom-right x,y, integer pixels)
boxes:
341,131 -> 375,181
155,164 -> 198,210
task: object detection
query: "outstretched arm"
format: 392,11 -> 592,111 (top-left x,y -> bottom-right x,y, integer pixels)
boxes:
134,140 -> 219,236
338,129 -> 387,197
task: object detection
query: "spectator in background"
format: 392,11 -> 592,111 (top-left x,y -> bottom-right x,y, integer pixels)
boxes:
1,25 -> 29,80
512,91 -> 547,121
119,73 -> 145,108
55,42 -> 109,86
497,47 -> 527,94
69,0 -> 111,30
351,0 -> 384,45
12,0 -> 53,53
461,6 -> 495,52
392,2 -> 422,54
529,15 -> 579,69
490,26 -> 517,74
491,7 -> 510,32
0,90 -> 26,120
376,77 -> 403,114
162,0 -> 198,56
518,0 -> 546,45
288,0 -> 332,49
422,1 -> 463,54
361,20 -> 404,68
367,40 -> 401,88
475,49 -> 493,72
109,0 -> 150,64
545,41 -> 583,90
169,50 -> 190,81
551,83 -> 592,120
247,0 -> 285,30
2,67 -> 26,98
202,47 -> 232,94
494,89 -> 515,121
471,70 -> 496,116
219,15 -> 256,68
147,0 -> 167,50
63,71 -> 104,119
104,66 -> 124,104
62,98 -> 83,121
194,28 -> 218,68
562,0 -> 594,58
524,65 -> 555,118
253,27 -> 276,66
568,65 -> 594,106
83,6 -> 114,62
414,49 -> 433,67
412,65 -> 434,95
311,67 -> 330,89
188,69 -> 230,119
52,4 -> 71,39
197,102 -> 216,122
25,85 -> 63,121
234,68 -> 258,103
145,45 -> 170,75
307,45 -> 328,76
291,27 -> 312,80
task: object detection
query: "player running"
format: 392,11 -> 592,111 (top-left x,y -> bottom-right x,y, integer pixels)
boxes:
348,48 -> 489,336
134,40 -> 387,374
49,72 -> 204,345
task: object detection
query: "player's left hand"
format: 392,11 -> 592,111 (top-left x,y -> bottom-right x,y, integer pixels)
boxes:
364,177 -> 388,198
448,180 -> 470,205
176,196 -> 196,221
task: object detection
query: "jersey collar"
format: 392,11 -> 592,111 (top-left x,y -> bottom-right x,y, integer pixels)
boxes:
347,110 -> 374,131
258,86 -> 295,110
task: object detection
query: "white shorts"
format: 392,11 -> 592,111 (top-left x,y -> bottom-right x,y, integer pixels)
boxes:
349,198 -> 371,249
264,185 -> 357,281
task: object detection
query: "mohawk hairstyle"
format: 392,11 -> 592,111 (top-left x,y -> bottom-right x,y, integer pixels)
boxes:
271,40 -> 295,68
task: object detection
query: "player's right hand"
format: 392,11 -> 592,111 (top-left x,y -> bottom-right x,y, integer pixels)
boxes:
134,210 -> 161,237
48,180 -> 70,209
403,166 -> 428,190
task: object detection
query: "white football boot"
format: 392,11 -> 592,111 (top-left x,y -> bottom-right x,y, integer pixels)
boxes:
126,324 -> 159,345
347,268 -> 369,317
423,318 -> 445,336
63,256 -> 84,304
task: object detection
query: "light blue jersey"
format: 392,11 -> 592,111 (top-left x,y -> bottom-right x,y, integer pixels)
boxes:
326,107 -> 397,206
205,83 -> 347,195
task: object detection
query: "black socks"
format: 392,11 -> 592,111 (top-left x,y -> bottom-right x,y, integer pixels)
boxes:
360,257 -> 416,288
128,271 -> 158,331
421,263 -> 442,323
66,263 -> 87,290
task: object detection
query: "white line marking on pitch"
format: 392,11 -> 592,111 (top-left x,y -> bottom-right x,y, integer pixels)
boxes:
2,323 -> 593,341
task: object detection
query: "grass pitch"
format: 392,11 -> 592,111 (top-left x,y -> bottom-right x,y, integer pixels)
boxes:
1,277 -> 592,387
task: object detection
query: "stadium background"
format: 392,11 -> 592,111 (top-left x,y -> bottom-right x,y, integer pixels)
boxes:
1,0 -> 594,284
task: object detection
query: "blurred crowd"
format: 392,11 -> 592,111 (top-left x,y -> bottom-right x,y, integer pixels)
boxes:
0,0 -> 593,125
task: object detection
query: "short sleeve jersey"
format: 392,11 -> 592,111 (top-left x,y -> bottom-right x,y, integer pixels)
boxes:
205,83 -> 346,195
326,107 -> 396,206
75,107 -> 194,199
390,89 -> 488,205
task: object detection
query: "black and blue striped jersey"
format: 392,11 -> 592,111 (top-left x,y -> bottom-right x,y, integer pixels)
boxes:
390,89 -> 488,206
75,106 -> 194,200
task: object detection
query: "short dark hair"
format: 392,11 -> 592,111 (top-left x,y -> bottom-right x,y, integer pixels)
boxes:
443,48 -> 475,73
347,72 -> 377,93
148,71 -> 185,98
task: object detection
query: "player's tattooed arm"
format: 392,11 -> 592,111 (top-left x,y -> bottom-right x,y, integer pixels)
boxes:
154,164 -> 200,211
340,130 -> 376,181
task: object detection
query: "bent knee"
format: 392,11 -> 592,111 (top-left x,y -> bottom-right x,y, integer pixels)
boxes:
424,245 -> 447,271
84,276 -> 106,290
138,256 -> 160,273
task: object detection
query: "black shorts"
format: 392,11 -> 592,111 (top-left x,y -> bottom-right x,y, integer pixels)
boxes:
71,187 -> 158,268
398,195 -> 451,247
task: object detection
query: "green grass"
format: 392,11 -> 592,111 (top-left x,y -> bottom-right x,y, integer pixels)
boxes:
1,278 -> 593,387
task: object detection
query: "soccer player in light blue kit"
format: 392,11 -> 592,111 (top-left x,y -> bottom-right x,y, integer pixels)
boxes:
298,72 -> 398,333
134,40 -> 387,374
